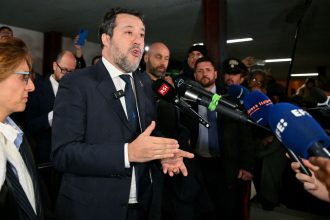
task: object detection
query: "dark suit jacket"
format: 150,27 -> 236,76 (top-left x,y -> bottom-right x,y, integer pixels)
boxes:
25,76 -> 55,163
182,86 -> 255,186
51,61 -> 161,220
0,137 -> 44,220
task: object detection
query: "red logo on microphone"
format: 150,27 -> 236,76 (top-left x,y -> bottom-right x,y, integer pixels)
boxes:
158,83 -> 170,96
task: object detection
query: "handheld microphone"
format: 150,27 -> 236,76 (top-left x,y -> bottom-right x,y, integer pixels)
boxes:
268,103 -> 330,159
177,84 -> 266,129
242,92 -> 312,176
243,91 -> 273,127
227,84 -> 250,104
174,78 -> 238,109
152,78 -> 210,128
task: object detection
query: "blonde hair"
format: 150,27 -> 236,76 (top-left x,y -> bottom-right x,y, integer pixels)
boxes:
0,37 -> 32,82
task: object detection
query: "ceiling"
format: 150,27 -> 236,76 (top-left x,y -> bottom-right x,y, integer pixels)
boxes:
0,0 -> 329,80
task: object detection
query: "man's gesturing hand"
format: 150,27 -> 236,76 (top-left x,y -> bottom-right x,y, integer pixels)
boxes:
128,121 -> 180,162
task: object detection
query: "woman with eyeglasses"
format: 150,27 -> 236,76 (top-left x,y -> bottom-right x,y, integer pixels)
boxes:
0,37 -> 44,219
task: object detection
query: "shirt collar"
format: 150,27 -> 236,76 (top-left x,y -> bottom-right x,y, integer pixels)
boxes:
0,117 -> 23,149
102,57 -> 133,79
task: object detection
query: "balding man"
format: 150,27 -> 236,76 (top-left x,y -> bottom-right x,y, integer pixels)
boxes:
25,50 -> 77,163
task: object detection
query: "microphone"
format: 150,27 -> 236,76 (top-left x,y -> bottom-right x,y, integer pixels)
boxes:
174,78 -> 238,109
113,90 -> 125,99
151,78 -> 210,128
176,83 -> 264,128
242,92 -> 312,176
243,90 -> 273,127
227,84 -> 250,104
268,102 -> 330,159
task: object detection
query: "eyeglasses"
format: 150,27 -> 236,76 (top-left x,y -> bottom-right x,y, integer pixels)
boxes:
16,71 -> 31,85
251,78 -> 264,86
56,62 -> 73,74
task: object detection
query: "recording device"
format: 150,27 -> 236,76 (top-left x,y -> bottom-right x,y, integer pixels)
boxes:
227,84 -> 250,104
175,82 -> 268,130
113,90 -> 125,99
76,28 -> 88,46
243,90 -> 273,126
152,78 -> 209,128
174,78 -> 238,109
268,103 -> 330,159
242,93 -> 312,176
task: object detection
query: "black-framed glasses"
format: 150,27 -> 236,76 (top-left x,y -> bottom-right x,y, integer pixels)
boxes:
16,71 -> 31,85
56,62 -> 73,74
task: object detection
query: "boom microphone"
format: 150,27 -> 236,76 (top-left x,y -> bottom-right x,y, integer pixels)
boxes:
152,78 -> 209,128
174,78 -> 238,109
268,103 -> 330,159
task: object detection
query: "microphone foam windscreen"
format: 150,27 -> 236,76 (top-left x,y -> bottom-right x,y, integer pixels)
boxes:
268,103 -> 330,158
243,91 -> 273,126
152,78 -> 177,102
227,84 -> 250,100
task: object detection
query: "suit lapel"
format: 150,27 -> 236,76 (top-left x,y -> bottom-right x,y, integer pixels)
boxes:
95,62 -> 132,132
20,137 -> 43,219
133,72 -> 147,131
6,163 -> 37,220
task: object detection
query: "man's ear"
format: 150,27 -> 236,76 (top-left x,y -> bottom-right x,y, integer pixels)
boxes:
52,61 -> 57,72
143,53 -> 149,63
101,33 -> 110,48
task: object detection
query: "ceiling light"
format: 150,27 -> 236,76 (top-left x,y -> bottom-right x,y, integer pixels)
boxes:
291,73 -> 319,77
265,58 -> 292,63
226,38 -> 253,44
144,46 -> 149,52
193,42 -> 204,46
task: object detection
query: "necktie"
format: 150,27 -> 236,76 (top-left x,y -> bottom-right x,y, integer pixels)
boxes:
120,75 -> 140,133
207,110 -> 220,155
120,75 -> 150,201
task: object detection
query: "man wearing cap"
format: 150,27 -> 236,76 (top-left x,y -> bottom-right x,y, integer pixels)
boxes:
222,57 -> 249,86
180,45 -> 208,81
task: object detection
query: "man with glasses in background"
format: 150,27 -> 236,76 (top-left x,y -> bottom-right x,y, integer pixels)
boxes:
25,50 -> 76,164
24,50 -> 76,208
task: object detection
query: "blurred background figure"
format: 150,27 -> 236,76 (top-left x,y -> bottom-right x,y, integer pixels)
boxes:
247,69 -> 267,93
0,26 -> 13,39
296,77 -> 317,107
180,45 -> 208,81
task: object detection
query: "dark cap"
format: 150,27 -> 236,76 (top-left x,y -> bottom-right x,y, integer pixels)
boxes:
187,45 -> 207,56
222,58 -> 248,75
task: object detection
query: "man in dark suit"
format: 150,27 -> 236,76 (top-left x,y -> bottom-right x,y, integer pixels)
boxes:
25,50 -> 76,163
182,57 -> 255,220
51,8 -> 193,220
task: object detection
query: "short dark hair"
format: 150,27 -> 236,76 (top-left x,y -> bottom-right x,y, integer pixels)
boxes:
194,57 -> 216,70
0,26 -> 13,33
98,8 -> 144,48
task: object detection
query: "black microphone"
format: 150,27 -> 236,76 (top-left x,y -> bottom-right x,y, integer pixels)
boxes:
113,90 -> 125,99
152,78 -> 210,128
174,78 -> 238,109
178,86 -> 268,130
